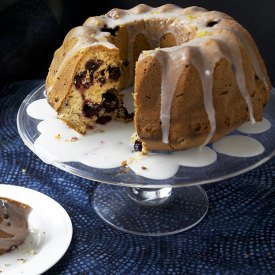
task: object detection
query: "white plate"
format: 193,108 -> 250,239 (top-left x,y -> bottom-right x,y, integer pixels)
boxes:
0,184 -> 73,275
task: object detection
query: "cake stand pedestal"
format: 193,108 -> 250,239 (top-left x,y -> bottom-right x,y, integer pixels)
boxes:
17,84 -> 275,236
93,185 -> 208,236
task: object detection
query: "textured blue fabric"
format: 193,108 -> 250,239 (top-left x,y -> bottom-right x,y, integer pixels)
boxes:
0,80 -> 274,274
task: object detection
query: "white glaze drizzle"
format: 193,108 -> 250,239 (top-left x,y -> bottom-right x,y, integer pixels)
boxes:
207,29 -> 257,124
215,22 -> 270,91
48,4 -> 208,92
143,37 -> 220,145
237,118 -> 271,134
127,147 -> 217,180
140,26 -> 260,145
183,42 -> 217,146
209,32 -> 256,124
154,47 -> 188,143
84,5 -> 207,87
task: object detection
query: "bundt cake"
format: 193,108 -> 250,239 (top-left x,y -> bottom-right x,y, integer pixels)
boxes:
0,197 -> 32,255
46,4 -> 271,151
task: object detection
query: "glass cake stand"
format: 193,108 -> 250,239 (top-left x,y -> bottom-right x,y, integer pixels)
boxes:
17,84 -> 275,236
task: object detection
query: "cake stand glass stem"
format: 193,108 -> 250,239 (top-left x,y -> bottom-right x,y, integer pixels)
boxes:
127,187 -> 172,206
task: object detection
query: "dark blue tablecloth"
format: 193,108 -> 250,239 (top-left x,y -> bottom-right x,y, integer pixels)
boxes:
0,80 -> 274,274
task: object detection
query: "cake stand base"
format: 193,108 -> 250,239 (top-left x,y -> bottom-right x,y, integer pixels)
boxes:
93,185 -> 208,236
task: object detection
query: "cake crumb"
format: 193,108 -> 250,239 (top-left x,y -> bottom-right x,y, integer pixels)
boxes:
17,259 -> 26,264
54,133 -> 61,139
71,137 -> 78,142
121,160 -> 127,167
141,166 -> 147,170
141,149 -> 148,155
28,249 -> 36,255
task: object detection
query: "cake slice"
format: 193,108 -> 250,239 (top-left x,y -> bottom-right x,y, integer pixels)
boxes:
0,197 -> 32,255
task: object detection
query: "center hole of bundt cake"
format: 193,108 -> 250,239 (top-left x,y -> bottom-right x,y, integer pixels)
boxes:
101,25 -> 120,37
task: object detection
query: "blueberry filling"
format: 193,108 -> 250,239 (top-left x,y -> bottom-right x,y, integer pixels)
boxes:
82,90 -> 133,128
75,72 -> 88,89
134,140 -> 142,152
83,101 -> 101,117
122,60 -> 129,67
96,116 -> 112,125
74,59 -> 102,90
74,59 -> 121,90
82,91 -> 119,117
108,66 -> 121,81
83,80 -> 93,89
117,107 -> 134,121
98,77 -> 106,86
75,70 -> 96,90
85,59 -> 102,71
102,92 -> 119,112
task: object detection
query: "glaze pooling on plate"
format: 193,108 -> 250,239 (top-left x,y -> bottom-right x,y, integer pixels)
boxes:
26,90 -> 270,180
237,118 -> 271,134
128,147 -> 217,180
212,135 -> 264,157
27,98 -> 57,120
